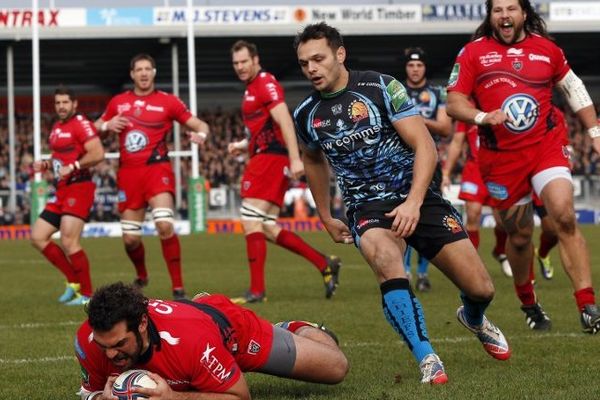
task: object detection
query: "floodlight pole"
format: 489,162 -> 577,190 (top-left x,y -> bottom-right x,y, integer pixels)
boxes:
172,42 -> 182,210
186,0 -> 199,179
32,0 -> 41,182
7,45 -> 16,213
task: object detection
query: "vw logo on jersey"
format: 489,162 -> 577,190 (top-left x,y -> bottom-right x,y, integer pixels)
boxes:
501,94 -> 539,133
124,130 -> 149,153
52,159 -> 62,176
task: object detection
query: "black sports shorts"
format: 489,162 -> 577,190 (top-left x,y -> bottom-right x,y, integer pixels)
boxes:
347,189 -> 468,260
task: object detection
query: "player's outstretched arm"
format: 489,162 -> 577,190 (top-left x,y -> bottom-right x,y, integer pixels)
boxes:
302,144 -> 353,244
447,92 -> 506,126
270,103 -> 305,180
135,371 -> 250,400
185,116 -> 211,145
95,113 -> 130,135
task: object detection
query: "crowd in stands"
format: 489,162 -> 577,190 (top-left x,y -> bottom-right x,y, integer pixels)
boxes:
0,105 -> 599,224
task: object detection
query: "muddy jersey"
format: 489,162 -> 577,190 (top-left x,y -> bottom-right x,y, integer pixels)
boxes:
455,121 -> 479,163
293,70 -> 423,212
447,34 -> 570,151
406,83 -> 447,143
242,71 -> 288,157
76,295 -> 273,395
49,114 -> 97,187
101,90 -> 193,168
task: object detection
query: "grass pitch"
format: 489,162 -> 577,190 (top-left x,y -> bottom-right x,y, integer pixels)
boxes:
1,227 -> 599,399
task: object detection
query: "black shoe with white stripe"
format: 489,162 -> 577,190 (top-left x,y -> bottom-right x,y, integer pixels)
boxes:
581,304 -> 600,334
521,303 -> 552,331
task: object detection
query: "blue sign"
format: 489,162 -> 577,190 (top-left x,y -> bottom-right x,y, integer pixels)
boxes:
87,8 -> 153,26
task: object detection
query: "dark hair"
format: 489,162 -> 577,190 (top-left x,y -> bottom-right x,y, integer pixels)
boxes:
130,53 -> 156,71
293,22 -> 344,52
54,85 -> 76,101
231,40 -> 258,57
86,282 -> 149,333
404,47 -> 427,66
473,0 -> 550,40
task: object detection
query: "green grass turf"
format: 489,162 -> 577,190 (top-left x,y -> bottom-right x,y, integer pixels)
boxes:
1,226 -> 599,399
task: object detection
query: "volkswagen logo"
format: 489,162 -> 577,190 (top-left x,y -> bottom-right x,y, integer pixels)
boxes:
501,94 -> 539,133
124,130 -> 149,153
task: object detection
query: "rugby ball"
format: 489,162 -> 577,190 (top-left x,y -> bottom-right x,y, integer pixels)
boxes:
112,369 -> 157,400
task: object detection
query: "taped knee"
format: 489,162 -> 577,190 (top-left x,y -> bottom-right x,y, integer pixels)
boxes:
240,202 -> 277,225
121,220 -> 142,236
152,207 -> 175,224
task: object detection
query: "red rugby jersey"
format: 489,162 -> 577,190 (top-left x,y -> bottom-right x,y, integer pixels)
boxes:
101,90 -> 192,168
48,114 -> 97,187
76,294 -> 273,395
448,34 -> 570,151
242,71 -> 288,157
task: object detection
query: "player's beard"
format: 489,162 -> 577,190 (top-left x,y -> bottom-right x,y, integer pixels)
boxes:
493,20 -> 526,45
113,331 -> 144,370
58,109 -> 74,122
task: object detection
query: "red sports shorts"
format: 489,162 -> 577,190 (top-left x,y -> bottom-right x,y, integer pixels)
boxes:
45,181 -> 95,220
458,159 -> 492,205
240,153 -> 290,208
478,130 -> 570,210
117,163 -> 175,213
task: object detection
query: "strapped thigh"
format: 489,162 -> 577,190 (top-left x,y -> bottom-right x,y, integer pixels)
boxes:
152,207 -> 175,224
121,220 -> 142,236
240,202 -> 277,226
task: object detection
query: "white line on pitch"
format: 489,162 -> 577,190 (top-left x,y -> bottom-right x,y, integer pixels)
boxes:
0,355 -> 74,364
0,321 -> 80,329
0,332 -> 586,365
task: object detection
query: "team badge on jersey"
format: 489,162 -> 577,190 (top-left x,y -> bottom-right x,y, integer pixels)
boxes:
442,215 -> 463,234
512,60 -> 523,71
348,100 -> 369,122
124,130 -> 149,153
501,94 -> 539,133
247,340 -> 261,355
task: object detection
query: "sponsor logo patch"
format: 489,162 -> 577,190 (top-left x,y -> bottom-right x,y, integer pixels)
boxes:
80,365 -> 89,385
74,337 -> 86,360
448,63 -> 460,87
506,47 -> 523,57
331,104 -> 343,115
356,218 -> 380,230
124,130 -> 149,153
529,53 -> 551,63
312,118 -> 332,128
385,79 -> 409,112
201,343 -> 234,383
501,94 -> 539,133
460,181 -> 479,195
479,51 -> 502,67
486,182 -> 509,200
117,103 -> 131,113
